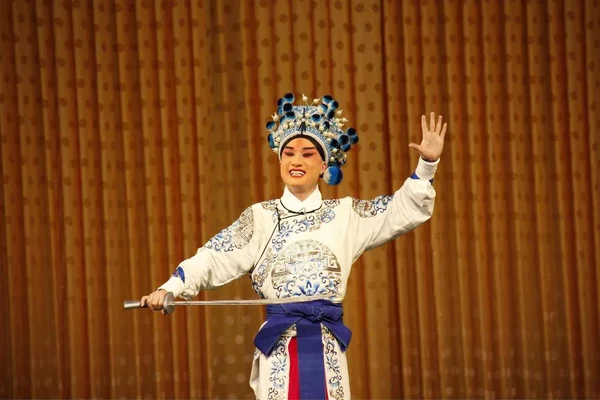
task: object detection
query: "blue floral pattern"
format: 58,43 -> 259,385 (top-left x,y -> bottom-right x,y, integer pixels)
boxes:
267,337 -> 288,400
252,200 -> 340,294
204,207 -> 254,252
352,195 -> 393,218
323,326 -> 345,400
270,240 -> 342,298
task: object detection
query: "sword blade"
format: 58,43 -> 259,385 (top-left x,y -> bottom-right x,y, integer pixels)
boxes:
123,292 -> 339,315
174,294 -> 337,306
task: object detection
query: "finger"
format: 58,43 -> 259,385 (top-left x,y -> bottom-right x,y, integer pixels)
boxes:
440,122 -> 448,139
140,296 -> 147,307
436,115 -> 443,134
421,115 -> 428,133
408,143 -> 421,152
429,112 -> 435,132
151,297 -> 161,311
146,297 -> 154,310
152,293 -> 165,311
147,295 -> 157,310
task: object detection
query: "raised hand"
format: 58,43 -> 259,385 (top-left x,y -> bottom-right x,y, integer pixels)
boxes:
409,112 -> 447,162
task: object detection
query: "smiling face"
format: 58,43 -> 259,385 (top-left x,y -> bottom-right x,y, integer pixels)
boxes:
280,137 -> 327,198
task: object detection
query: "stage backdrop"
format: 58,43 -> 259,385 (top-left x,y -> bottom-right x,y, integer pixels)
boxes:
1,0 -> 599,398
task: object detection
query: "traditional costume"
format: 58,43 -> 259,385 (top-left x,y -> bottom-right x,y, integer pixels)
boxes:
158,94 -> 439,399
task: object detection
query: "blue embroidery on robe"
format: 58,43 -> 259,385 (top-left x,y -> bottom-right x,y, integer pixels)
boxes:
270,240 -> 342,298
352,195 -> 393,218
252,200 -> 340,295
172,266 -> 186,283
323,327 -> 345,400
267,338 -> 288,399
204,207 -> 254,252
260,200 -> 281,223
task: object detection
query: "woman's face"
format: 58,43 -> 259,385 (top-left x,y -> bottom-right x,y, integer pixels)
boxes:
280,137 -> 327,193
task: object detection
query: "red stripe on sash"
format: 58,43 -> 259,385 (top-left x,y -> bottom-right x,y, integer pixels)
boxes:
288,337 -> 300,399
288,337 -> 328,399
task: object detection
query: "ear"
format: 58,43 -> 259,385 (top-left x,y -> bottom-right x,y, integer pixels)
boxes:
320,162 -> 327,175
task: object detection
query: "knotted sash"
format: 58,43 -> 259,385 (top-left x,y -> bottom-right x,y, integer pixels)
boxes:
254,300 -> 352,399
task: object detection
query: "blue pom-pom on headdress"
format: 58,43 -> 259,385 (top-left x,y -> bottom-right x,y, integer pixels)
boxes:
264,93 -> 360,185
267,133 -> 276,149
323,166 -> 343,185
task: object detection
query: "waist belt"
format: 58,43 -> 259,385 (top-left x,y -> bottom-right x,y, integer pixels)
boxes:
254,299 -> 352,399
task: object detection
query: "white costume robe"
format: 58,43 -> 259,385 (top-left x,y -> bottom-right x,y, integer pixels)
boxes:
159,158 -> 439,399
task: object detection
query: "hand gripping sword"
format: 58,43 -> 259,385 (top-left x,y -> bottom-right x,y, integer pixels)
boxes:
123,292 -> 338,315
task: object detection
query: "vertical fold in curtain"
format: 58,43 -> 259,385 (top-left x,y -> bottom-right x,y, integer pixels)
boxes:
565,1 -> 598,397
547,0 -> 580,397
584,2 -> 600,395
92,0 -> 138,397
71,0 -> 108,396
1,0 -> 599,398
132,0 -> 166,397
14,1 -> 61,398
0,3 -> 30,398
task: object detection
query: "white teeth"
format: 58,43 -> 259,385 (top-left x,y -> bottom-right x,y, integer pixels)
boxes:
290,170 -> 305,177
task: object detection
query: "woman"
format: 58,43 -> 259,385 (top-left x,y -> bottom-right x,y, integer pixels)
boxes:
142,93 -> 447,399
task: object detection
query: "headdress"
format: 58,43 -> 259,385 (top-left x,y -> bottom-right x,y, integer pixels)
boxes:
265,93 -> 359,185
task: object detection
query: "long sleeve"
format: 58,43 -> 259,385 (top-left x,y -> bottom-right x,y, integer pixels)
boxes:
158,205 -> 262,299
350,158 -> 439,260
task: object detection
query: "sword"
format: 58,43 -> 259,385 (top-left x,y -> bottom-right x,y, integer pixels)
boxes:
123,292 -> 338,315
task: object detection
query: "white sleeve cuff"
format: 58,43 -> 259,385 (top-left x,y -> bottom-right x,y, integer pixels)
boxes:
414,157 -> 439,181
158,276 -> 185,299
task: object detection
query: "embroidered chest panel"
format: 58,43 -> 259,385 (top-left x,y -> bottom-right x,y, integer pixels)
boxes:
270,239 -> 342,298
252,199 -> 341,297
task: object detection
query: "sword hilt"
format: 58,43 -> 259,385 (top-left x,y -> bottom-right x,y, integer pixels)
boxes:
123,291 -> 175,315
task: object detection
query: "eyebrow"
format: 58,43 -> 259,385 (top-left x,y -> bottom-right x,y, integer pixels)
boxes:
284,146 -> 317,151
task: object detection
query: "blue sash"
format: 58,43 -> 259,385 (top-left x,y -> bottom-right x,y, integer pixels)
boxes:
254,300 -> 352,399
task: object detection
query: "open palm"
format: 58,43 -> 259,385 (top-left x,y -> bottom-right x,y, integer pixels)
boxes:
409,112 -> 447,162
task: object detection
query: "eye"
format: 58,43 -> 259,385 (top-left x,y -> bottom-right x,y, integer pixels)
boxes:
303,152 -> 316,157
283,151 -> 294,157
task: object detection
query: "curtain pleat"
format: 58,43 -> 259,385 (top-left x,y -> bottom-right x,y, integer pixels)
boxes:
1,0 -> 598,398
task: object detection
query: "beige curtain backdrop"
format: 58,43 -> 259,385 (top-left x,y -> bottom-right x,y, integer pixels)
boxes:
1,0 -> 598,398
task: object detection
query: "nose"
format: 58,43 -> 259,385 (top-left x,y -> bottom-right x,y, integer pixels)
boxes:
291,154 -> 303,166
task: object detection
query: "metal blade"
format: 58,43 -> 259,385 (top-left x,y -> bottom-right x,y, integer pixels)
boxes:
123,292 -> 339,315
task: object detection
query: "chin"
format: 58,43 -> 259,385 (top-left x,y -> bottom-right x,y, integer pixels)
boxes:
285,180 -> 306,189
285,179 -> 316,191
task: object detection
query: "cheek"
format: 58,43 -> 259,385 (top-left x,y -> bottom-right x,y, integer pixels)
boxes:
280,160 -> 289,175
313,160 -> 326,173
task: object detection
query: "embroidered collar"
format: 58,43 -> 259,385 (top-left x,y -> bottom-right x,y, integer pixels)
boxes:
280,186 -> 323,213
